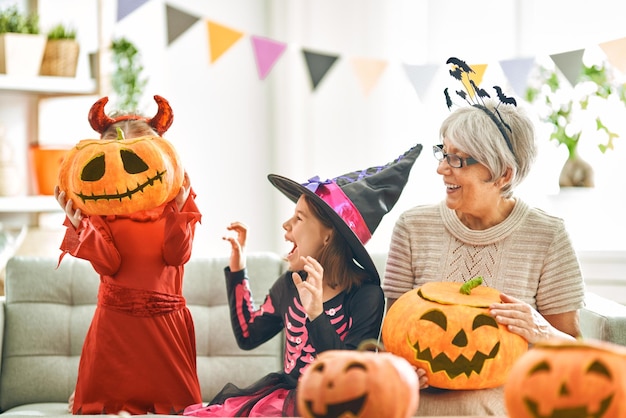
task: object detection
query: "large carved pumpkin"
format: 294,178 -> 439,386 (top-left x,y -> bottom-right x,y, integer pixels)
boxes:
57,131 -> 184,216
381,279 -> 528,389
505,338 -> 626,418
297,342 -> 419,418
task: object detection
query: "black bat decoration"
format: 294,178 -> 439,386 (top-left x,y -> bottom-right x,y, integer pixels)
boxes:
444,88 -> 453,110
456,90 -> 468,100
493,86 -> 517,106
470,80 -> 490,99
446,57 -> 474,73
449,68 -> 463,80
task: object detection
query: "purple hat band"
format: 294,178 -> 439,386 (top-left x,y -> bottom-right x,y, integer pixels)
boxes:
305,177 -> 372,245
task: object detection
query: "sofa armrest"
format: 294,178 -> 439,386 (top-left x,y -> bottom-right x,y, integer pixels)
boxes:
580,292 -> 626,345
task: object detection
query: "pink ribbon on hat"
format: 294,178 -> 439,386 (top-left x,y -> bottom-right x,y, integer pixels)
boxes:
305,177 -> 372,245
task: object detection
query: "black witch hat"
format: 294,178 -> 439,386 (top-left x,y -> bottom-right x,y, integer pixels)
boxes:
268,144 -> 422,283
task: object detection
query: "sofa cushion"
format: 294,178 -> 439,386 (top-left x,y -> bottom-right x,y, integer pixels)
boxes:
0,253 -> 286,412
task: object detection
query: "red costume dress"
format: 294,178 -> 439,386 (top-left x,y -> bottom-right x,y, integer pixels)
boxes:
60,193 -> 202,415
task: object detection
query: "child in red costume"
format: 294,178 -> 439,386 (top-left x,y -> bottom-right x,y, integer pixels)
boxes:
55,96 -> 202,415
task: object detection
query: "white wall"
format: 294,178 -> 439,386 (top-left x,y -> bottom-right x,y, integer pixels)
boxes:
5,0 -> 626,258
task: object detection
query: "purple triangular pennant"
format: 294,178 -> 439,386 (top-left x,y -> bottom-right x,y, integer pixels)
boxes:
302,49 -> 339,91
165,4 -> 201,45
117,0 -> 150,22
403,63 -> 440,101
499,57 -> 536,98
251,36 -> 287,80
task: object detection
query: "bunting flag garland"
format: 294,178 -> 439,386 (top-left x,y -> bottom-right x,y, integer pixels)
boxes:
117,0 -> 149,22
251,35 -> 287,80
499,57 -> 536,98
166,4 -> 200,45
550,49 -> 585,86
157,4 -> 626,100
350,57 -> 388,96
302,49 -> 340,91
599,37 -> 626,73
403,63 -> 439,101
207,20 -> 245,63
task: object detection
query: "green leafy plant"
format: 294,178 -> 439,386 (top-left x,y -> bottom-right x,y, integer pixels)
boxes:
525,62 -> 626,159
0,5 -> 39,34
111,37 -> 148,112
46,23 -> 76,40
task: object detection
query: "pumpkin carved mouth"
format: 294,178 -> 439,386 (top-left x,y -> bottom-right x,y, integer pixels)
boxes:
412,339 -> 500,379
303,395 -> 366,418
75,169 -> 167,203
523,394 -> 613,418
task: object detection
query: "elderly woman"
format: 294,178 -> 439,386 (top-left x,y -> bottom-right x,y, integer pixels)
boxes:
382,90 -> 585,414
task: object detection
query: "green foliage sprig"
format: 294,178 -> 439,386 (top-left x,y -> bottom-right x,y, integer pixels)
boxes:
111,37 -> 148,112
0,6 -> 40,34
46,23 -> 76,40
525,62 -> 626,159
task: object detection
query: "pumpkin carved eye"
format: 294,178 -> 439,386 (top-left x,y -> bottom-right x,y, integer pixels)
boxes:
587,360 -> 611,379
345,361 -> 367,372
81,153 -> 105,181
420,309 -> 447,330
121,149 -> 149,174
472,314 -> 498,330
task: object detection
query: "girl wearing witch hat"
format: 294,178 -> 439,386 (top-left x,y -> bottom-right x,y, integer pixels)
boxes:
183,144 -> 422,417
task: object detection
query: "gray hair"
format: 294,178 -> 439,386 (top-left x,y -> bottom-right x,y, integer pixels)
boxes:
439,101 -> 537,198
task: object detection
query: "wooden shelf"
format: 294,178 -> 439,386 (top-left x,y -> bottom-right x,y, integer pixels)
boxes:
0,74 -> 97,96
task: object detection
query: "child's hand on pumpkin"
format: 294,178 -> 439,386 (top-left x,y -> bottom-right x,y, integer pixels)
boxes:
416,367 -> 429,389
55,185 -> 83,229
175,172 -> 191,211
223,221 -> 248,272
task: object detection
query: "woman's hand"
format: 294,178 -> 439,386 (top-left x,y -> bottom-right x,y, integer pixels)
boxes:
489,293 -> 576,343
223,221 -> 248,272
292,256 -> 324,321
54,185 -> 82,229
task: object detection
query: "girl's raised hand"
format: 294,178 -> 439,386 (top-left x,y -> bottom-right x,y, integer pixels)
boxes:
292,256 -> 324,321
223,221 -> 248,272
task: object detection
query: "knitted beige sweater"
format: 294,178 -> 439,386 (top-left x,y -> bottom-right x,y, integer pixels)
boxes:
382,199 -> 585,416
383,199 -> 585,315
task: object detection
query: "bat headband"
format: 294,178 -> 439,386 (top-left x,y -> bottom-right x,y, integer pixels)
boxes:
443,57 -> 517,159
88,95 -> 174,136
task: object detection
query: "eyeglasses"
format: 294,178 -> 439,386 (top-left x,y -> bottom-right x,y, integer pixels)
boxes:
433,145 -> 479,168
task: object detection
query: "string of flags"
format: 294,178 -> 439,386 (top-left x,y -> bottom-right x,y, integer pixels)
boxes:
117,1 -> 626,100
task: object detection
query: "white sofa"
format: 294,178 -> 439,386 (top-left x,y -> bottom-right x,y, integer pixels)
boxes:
0,252 -> 624,417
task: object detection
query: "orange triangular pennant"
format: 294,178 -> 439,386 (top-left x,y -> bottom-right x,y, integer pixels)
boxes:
599,37 -> 626,74
207,20 -> 244,63
350,57 -> 388,96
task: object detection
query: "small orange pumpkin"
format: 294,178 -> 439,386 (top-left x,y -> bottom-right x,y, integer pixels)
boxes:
381,278 -> 528,390
505,338 -> 626,418
57,130 -> 184,216
297,341 -> 419,418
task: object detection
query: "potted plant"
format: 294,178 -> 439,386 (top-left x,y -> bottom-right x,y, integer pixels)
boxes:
111,37 -> 148,112
40,23 -> 79,77
0,5 -> 46,76
525,61 -> 626,187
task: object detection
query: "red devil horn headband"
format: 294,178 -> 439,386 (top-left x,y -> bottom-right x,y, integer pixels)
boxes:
88,95 -> 174,136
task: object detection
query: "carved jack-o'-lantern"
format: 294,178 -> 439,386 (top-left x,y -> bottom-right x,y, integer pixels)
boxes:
297,342 -> 419,418
381,278 -> 528,390
505,338 -> 626,418
57,131 -> 184,216
57,95 -> 184,216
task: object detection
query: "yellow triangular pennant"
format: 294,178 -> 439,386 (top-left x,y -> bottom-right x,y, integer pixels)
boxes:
461,63 -> 488,98
350,57 -> 388,96
207,20 -> 244,63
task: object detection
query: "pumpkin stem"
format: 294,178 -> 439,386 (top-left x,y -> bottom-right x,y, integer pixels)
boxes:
115,126 -> 125,141
460,276 -> 483,295
357,339 -> 385,352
